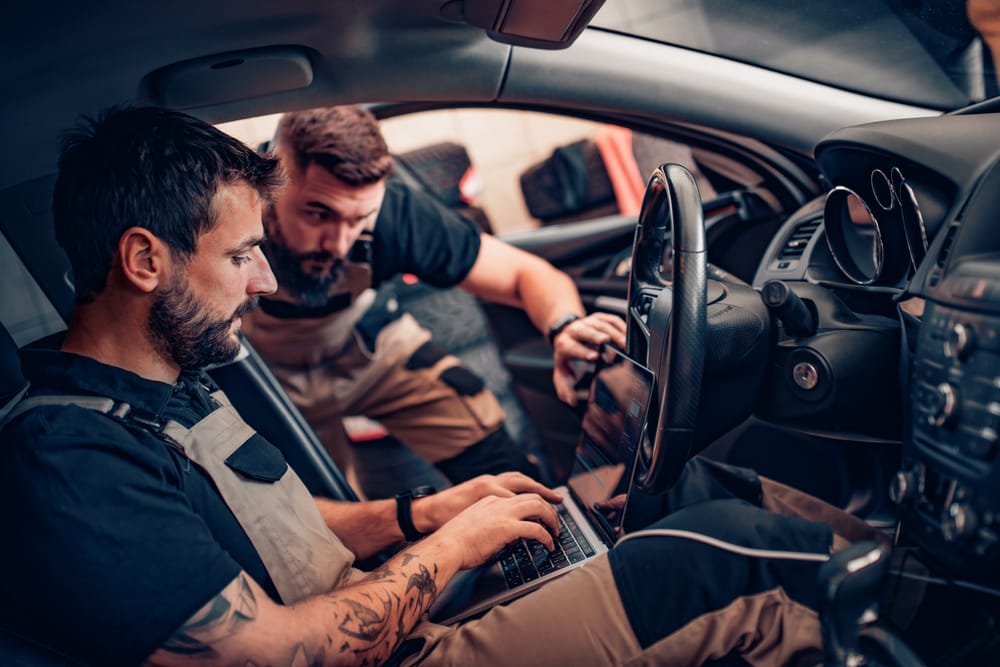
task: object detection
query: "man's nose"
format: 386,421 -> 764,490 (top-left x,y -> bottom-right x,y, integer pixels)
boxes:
320,225 -> 354,258
248,250 -> 278,295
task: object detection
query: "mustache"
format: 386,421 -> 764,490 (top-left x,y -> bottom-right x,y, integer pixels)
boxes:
233,297 -> 260,319
298,250 -> 335,263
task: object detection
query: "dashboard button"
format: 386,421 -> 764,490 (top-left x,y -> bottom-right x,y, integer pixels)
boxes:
944,322 -> 975,361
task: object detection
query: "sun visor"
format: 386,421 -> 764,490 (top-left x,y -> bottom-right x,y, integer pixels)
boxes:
142,46 -> 314,109
446,0 -> 606,49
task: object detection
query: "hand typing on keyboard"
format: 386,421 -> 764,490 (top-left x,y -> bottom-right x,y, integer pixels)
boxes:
408,471 -> 564,536
428,486 -> 563,572
496,504 -> 597,589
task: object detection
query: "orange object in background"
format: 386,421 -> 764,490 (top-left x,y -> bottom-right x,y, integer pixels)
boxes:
594,125 -> 644,216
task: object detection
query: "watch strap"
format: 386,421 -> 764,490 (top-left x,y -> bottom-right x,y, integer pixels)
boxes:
547,313 -> 580,346
395,485 -> 436,542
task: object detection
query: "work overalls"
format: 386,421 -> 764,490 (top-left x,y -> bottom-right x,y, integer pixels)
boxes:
242,230 -> 507,493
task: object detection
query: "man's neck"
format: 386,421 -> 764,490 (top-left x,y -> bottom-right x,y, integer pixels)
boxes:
61,302 -> 180,385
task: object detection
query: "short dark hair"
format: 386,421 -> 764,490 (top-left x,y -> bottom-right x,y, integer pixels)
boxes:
274,105 -> 393,186
53,105 -> 283,304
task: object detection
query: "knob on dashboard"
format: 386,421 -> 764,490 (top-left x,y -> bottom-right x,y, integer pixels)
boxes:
942,502 -> 979,542
944,322 -> 975,361
930,382 -> 959,428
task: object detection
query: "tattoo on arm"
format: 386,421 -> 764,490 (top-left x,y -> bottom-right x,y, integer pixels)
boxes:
156,553 -> 442,666
162,573 -> 258,657
405,564 -> 438,604
337,594 -> 393,642
331,552 -> 443,664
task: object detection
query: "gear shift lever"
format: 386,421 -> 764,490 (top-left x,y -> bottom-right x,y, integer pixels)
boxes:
818,541 -> 890,667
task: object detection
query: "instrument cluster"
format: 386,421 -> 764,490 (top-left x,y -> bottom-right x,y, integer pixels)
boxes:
823,166 -> 931,287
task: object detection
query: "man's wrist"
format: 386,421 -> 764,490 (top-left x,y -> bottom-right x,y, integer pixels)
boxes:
546,313 -> 580,346
395,486 -> 437,541
409,494 -> 436,535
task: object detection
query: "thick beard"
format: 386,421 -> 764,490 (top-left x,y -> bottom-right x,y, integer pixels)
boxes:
262,208 -> 344,307
148,273 -> 258,370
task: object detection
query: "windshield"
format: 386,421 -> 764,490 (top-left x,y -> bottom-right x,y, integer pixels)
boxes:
594,0 -> 998,111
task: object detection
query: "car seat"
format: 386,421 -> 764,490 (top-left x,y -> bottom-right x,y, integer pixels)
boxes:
0,323 -> 91,665
519,137 -> 618,225
0,325 -> 27,422
394,141 -> 493,234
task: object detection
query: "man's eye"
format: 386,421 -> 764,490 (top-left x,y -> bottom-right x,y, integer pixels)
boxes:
305,210 -> 329,222
232,255 -> 252,266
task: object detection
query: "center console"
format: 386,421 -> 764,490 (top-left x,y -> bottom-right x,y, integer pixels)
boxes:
899,159 -> 1000,581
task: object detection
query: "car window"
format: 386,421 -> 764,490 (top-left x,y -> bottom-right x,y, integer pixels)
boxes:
220,109 -> 723,235
593,0 -> 997,110
0,232 -> 65,346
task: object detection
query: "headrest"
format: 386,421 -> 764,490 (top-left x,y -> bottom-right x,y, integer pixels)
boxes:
0,324 -> 28,421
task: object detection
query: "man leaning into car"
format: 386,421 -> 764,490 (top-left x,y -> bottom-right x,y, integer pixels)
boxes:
241,105 -> 627,493
0,106 -> 877,666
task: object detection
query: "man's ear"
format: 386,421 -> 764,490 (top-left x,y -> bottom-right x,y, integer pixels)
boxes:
118,227 -> 171,293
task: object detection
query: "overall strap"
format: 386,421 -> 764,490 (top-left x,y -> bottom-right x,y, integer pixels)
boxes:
3,389 -> 356,603
160,403 -> 356,603
1,394 -> 122,430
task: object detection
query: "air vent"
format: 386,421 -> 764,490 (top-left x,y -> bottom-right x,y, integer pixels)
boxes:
935,222 -> 959,269
927,221 -> 960,287
778,217 -> 822,260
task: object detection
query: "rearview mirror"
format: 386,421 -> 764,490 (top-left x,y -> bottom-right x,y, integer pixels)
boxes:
447,0 -> 607,49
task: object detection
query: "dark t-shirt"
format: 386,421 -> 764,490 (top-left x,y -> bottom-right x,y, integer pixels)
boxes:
0,349 -> 278,666
369,178 -> 482,288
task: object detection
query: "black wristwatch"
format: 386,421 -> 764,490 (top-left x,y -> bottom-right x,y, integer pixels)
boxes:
546,313 -> 580,346
395,485 -> 437,542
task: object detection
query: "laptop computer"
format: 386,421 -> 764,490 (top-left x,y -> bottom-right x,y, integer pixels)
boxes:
429,346 -> 656,624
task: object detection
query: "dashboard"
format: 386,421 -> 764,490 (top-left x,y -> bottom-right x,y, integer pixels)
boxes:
755,111 -> 1000,580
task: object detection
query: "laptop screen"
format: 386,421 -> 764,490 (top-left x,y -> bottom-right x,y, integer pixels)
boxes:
566,346 -> 655,545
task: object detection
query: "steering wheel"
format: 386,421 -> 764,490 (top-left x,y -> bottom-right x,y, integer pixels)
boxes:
626,163 -> 707,494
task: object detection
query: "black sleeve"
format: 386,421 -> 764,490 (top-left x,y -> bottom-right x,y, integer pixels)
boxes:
0,409 -> 242,666
370,178 -> 482,288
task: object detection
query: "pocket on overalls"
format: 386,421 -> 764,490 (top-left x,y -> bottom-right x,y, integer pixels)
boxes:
439,365 -> 505,431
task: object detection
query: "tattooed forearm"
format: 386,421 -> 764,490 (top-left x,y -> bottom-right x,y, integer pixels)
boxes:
329,550 -> 446,665
147,546 -> 453,667
404,563 -> 438,605
162,573 -> 257,656
361,563 -> 395,583
337,594 -> 393,641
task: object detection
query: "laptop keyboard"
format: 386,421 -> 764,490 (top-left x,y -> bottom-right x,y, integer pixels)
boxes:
498,504 -> 597,589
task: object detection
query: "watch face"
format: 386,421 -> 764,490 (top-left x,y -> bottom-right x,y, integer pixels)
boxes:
411,485 -> 437,498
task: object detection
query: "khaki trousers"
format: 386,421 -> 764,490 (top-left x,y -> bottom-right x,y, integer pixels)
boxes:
405,554 -> 823,667
398,472 -> 881,667
249,309 -> 506,486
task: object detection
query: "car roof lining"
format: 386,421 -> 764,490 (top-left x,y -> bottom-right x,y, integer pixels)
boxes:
2,0 -> 941,194
1,0 -> 513,192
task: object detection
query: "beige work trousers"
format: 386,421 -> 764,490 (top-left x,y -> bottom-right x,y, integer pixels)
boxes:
403,556 -> 822,667
252,310 -> 506,487
399,476 -> 881,666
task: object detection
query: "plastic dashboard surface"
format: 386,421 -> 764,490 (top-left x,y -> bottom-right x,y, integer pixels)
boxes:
757,113 -> 1000,294
809,112 -> 1000,577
